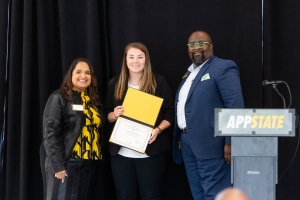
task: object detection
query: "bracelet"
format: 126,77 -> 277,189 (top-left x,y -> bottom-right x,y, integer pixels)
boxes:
155,126 -> 162,134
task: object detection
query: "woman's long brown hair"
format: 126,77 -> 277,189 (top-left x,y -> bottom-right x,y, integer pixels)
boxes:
58,58 -> 101,105
114,42 -> 157,100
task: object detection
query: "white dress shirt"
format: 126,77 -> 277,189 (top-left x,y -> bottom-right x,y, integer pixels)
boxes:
177,60 -> 208,129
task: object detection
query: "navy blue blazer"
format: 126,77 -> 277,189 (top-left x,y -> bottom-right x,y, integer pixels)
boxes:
173,55 -> 244,164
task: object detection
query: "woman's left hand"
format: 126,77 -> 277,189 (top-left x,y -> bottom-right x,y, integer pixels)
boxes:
148,128 -> 160,144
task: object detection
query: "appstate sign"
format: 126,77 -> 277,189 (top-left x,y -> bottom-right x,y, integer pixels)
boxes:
215,109 -> 295,136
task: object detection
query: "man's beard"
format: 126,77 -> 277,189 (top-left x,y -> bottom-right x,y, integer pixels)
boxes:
191,52 -> 205,66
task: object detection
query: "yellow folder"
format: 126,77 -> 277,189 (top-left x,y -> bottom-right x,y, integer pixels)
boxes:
122,87 -> 163,126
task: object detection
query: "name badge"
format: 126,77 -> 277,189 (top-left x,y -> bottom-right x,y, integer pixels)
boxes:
72,104 -> 84,111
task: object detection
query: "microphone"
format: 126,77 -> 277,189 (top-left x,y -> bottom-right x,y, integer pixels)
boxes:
262,80 -> 283,86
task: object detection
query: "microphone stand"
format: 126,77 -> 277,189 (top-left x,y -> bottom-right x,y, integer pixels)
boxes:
276,82 -> 299,183
272,84 -> 286,108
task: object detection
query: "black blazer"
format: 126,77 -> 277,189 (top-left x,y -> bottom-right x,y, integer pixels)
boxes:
43,91 -> 105,172
105,74 -> 174,156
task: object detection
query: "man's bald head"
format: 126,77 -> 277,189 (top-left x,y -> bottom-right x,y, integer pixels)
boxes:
215,188 -> 250,200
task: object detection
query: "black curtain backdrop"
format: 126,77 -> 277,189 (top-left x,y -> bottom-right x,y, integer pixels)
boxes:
263,1 -> 300,199
0,0 -> 8,198
0,0 -> 299,199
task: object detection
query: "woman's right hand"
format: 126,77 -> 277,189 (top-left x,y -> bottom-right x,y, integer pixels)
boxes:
108,106 -> 124,122
55,170 -> 67,183
114,106 -> 124,118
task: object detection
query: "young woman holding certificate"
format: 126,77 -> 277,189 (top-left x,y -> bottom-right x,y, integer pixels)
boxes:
105,42 -> 174,200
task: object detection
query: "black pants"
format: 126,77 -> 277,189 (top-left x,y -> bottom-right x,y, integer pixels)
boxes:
110,153 -> 166,200
45,158 -> 99,200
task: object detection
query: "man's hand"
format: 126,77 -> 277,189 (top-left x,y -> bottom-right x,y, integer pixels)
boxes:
224,144 -> 231,164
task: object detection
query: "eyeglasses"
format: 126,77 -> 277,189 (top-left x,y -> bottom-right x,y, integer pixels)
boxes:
187,41 -> 211,49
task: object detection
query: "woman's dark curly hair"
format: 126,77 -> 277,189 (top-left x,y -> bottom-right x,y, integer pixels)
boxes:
58,58 -> 101,105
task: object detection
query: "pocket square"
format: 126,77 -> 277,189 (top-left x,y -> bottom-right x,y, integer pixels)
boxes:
201,73 -> 210,81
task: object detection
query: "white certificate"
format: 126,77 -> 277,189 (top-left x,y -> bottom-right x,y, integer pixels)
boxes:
109,117 -> 152,153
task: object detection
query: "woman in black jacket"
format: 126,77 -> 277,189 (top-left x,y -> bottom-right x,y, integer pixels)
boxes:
43,58 -> 105,200
105,42 -> 174,200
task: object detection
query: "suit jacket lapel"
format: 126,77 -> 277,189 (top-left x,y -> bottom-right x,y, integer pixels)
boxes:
176,71 -> 190,97
186,56 -> 214,102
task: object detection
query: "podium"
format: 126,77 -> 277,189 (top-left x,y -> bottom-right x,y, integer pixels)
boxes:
215,109 -> 295,200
